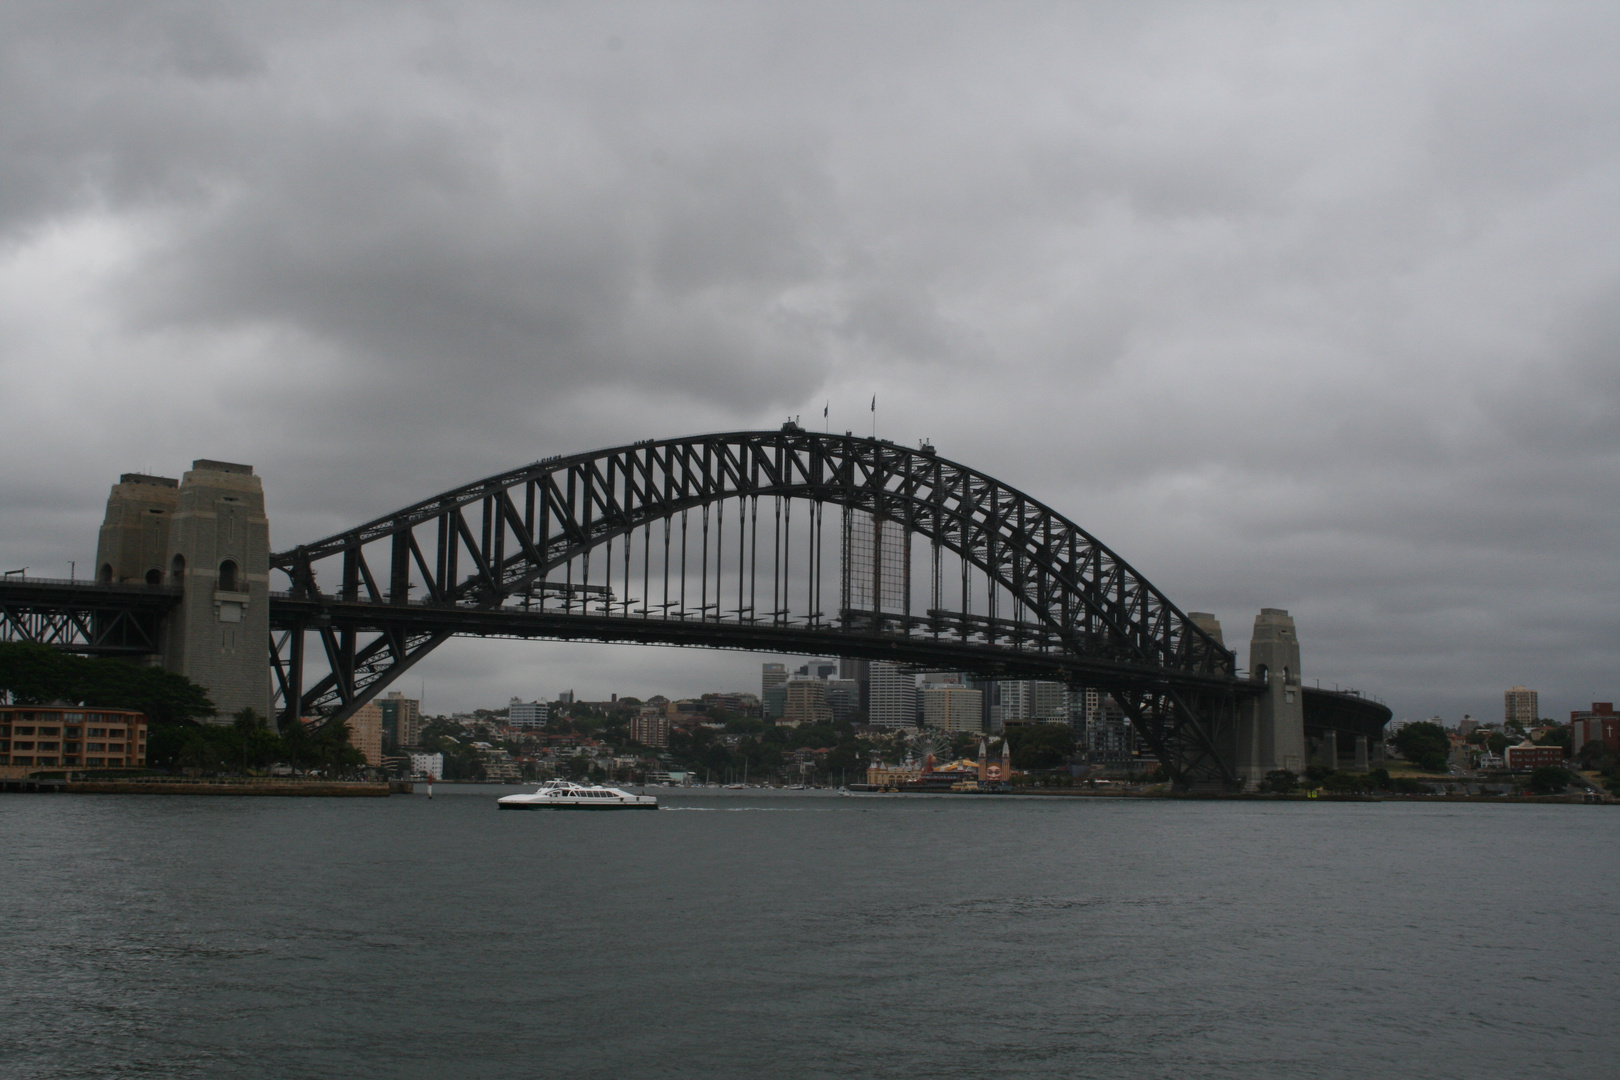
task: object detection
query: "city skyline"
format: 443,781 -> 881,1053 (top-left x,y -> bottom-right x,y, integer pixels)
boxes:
409,649 -> 1575,734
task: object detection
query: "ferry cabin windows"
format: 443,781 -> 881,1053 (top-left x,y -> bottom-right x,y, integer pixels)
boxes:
218,559 -> 239,592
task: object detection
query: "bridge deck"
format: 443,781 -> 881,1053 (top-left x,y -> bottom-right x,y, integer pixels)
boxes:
267,593 -> 1258,695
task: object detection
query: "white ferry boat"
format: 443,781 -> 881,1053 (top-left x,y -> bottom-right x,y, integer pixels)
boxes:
496,779 -> 658,811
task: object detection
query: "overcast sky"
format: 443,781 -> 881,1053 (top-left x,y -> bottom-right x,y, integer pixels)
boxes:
2,2 -> 1615,723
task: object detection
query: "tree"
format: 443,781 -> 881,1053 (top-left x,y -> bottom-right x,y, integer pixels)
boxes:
1006,724 -> 1076,770
1534,725 -> 1571,751
1576,739 -> 1616,772
822,741 -> 864,780
0,641 -> 213,722
1527,765 -> 1576,794
1321,771 -> 1366,793
1393,722 -> 1451,773
1259,769 -> 1297,793
0,641 -> 75,702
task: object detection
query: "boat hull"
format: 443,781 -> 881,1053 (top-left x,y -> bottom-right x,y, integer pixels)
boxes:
497,799 -> 658,811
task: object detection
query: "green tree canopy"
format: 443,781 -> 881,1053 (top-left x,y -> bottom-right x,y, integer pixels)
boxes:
1259,769 -> 1298,793
1527,765 -> 1576,794
1006,723 -> 1076,770
1534,725 -> 1571,750
1393,721 -> 1451,772
0,641 -> 214,723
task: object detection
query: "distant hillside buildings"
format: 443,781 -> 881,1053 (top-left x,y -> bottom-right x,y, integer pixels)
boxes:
628,711 -> 670,748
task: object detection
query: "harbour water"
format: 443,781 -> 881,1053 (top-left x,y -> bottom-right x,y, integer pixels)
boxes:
2,787 -> 1614,1078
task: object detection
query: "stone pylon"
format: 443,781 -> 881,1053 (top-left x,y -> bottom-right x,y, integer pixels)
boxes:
95,473 -> 180,584
96,460 -> 271,724
1234,608 -> 1307,788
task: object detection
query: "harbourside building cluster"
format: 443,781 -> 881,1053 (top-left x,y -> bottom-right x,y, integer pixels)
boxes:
1377,691 -> 1620,797
343,656 -> 1155,787
761,658 -> 1143,767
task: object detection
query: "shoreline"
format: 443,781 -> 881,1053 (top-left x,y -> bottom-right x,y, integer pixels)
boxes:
843,787 -> 1612,804
1,777 -> 410,796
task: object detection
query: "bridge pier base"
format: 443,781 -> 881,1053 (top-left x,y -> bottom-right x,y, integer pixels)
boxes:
1234,608 -> 1307,790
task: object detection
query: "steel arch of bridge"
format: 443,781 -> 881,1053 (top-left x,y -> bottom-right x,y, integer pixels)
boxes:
270,426 -> 1251,786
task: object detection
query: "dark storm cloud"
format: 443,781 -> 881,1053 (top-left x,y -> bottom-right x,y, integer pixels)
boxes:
1,1 -> 1617,717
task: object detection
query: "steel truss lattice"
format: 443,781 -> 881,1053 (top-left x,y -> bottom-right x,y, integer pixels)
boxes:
269,427 -> 1249,786
0,578 -> 177,656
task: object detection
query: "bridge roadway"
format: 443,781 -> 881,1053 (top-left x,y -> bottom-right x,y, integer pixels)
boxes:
266,590 -> 1253,696
266,585 -> 1387,771
0,574 -> 1386,773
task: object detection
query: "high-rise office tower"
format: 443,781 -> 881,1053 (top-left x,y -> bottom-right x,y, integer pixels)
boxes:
381,691 -> 423,750
922,686 -> 983,733
783,679 -> 832,724
868,662 -> 918,728
762,662 -> 788,720
839,657 -> 871,713
998,680 -> 1070,724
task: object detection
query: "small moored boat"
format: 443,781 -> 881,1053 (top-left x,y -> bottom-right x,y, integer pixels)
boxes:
497,779 -> 658,811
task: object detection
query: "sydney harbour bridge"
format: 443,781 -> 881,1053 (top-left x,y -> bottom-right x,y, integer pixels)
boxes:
0,425 -> 1390,789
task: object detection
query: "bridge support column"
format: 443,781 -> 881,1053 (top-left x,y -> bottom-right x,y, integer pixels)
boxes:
164,461 -> 271,724
1317,730 -> 1338,771
1234,608 -> 1306,789
98,460 -> 271,724
1355,734 -> 1370,773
